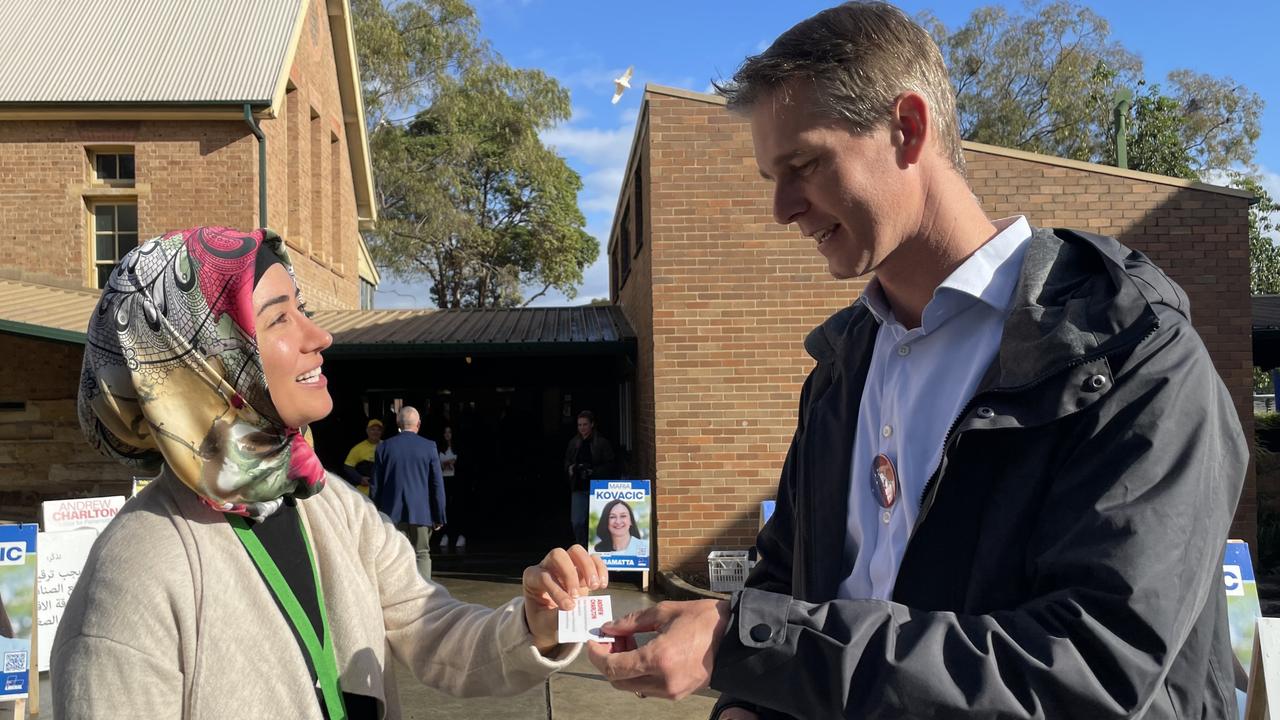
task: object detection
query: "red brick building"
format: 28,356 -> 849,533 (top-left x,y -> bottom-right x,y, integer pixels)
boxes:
0,0 -> 379,517
611,85 -> 1256,573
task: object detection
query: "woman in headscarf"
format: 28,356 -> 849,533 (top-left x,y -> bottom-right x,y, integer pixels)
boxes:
53,227 -> 606,719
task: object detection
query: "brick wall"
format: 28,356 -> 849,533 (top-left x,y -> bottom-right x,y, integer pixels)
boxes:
633,88 -> 1256,572
0,336 -> 132,521
263,0 -> 361,310
0,120 -> 256,289
615,120 -> 657,493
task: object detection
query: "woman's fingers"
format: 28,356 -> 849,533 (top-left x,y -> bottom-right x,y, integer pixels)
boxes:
525,545 -> 613,614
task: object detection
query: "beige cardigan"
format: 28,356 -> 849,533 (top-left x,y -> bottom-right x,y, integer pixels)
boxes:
51,470 -> 578,718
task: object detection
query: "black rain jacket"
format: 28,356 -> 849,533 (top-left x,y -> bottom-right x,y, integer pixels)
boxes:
710,228 -> 1248,719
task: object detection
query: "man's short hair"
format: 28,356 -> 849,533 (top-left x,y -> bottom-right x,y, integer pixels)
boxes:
398,406 -> 420,429
714,1 -> 965,174
578,410 -> 596,424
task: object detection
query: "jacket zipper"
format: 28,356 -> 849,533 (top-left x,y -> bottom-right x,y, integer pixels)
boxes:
904,318 -> 1160,553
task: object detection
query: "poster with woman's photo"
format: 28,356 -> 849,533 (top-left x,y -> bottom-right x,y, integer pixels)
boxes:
0,523 -> 37,700
588,480 -> 650,571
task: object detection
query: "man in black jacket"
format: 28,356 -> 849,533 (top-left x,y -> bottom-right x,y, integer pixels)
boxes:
565,410 -> 618,545
587,3 -> 1247,718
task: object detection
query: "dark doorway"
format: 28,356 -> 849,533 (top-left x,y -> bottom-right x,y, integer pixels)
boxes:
312,351 -> 633,553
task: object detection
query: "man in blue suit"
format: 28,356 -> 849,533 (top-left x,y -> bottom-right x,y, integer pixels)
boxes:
373,405 -> 446,579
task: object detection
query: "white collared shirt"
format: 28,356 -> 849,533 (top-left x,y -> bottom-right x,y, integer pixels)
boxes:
836,216 -> 1032,601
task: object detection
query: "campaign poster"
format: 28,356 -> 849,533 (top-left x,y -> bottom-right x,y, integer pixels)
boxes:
1223,539 -> 1260,718
588,480 -> 650,570
0,524 -> 37,700
41,496 -> 126,533
36,528 -> 99,671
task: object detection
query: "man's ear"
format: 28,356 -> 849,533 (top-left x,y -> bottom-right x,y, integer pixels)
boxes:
891,92 -> 930,166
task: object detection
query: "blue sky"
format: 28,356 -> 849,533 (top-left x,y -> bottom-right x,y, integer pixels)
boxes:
375,0 -> 1280,309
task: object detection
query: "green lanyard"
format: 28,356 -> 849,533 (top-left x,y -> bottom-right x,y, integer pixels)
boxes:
226,513 -> 348,720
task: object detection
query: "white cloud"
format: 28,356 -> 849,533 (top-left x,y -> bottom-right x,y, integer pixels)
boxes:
580,166 -> 627,214
541,125 -> 633,166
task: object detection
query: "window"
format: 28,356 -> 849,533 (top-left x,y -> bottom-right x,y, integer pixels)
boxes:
632,163 -> 644,256
311,106 -> 324,258
618,205 -> 632,288
90,151 -> 135,186
92,204 -> 138,288
331,132 -> 342,265
360,279 -> 375,310
286,86 -> 301,239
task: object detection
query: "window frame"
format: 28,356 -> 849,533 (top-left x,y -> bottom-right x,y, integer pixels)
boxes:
87,147 -> 136,188
89,202 -> 140,289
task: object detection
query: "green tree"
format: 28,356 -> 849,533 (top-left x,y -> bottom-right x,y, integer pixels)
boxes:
1239,176 -> 1280,296
353,0 -> 596,307
352,0 -> 483,128
1119,86 -> 1196,180
927,1 -> 1262,174
925,1 -> 1141,162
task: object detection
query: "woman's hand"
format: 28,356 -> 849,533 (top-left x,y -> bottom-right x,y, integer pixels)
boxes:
522,545 -> 608,655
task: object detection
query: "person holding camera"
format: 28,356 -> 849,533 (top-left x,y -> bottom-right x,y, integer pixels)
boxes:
565,410 -> 617,546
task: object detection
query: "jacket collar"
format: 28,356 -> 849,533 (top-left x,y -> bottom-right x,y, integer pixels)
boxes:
807,227 -> 1182,393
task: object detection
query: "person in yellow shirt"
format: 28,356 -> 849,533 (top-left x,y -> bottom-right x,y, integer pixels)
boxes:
342,419 -> 383,496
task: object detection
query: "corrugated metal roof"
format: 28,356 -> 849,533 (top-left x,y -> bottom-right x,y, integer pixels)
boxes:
1255,296 -> 1280,330
0,279 -> 98,343
312,306 -> 637,354
0,1 -> 303,104
0,279 -> 635,355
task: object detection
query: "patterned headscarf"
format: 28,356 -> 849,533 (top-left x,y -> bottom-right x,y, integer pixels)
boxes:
78,227 -> 327,518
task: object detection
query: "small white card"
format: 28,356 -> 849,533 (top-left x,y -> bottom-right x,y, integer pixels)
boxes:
557,595 -> 615,644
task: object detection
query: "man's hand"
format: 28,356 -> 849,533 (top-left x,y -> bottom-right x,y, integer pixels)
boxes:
586,599 -> 730,700
522,545 -> 608,655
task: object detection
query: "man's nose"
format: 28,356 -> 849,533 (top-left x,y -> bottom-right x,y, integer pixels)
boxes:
772,180 -> 807,226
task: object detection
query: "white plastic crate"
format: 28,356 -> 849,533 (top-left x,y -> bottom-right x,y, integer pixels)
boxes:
707,550 -> 753,592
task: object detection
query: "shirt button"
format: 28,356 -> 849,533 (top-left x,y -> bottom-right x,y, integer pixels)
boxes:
897,345 -> 910,357
749,624 -> 773,643
881,424 -> 893,438
881,509 -> 892,524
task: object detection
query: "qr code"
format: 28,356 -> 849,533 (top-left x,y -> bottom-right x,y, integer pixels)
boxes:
3,651 -> 27,673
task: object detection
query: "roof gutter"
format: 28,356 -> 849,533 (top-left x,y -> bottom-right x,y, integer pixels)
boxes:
0,320 -> 86,345
243,104 -> 268,228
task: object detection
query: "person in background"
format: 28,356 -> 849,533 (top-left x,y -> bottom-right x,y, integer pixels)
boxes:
437,424 -> 466,551
56,227 -> 607,719
373,406 -> 446,580
341,418 -> 383,496
564,410 -> 617,546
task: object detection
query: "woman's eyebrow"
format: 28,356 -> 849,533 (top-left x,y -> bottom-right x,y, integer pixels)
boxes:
255,294 -> 292,318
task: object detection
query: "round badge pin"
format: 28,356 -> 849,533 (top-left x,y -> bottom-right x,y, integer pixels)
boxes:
871,453 -> 900,509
